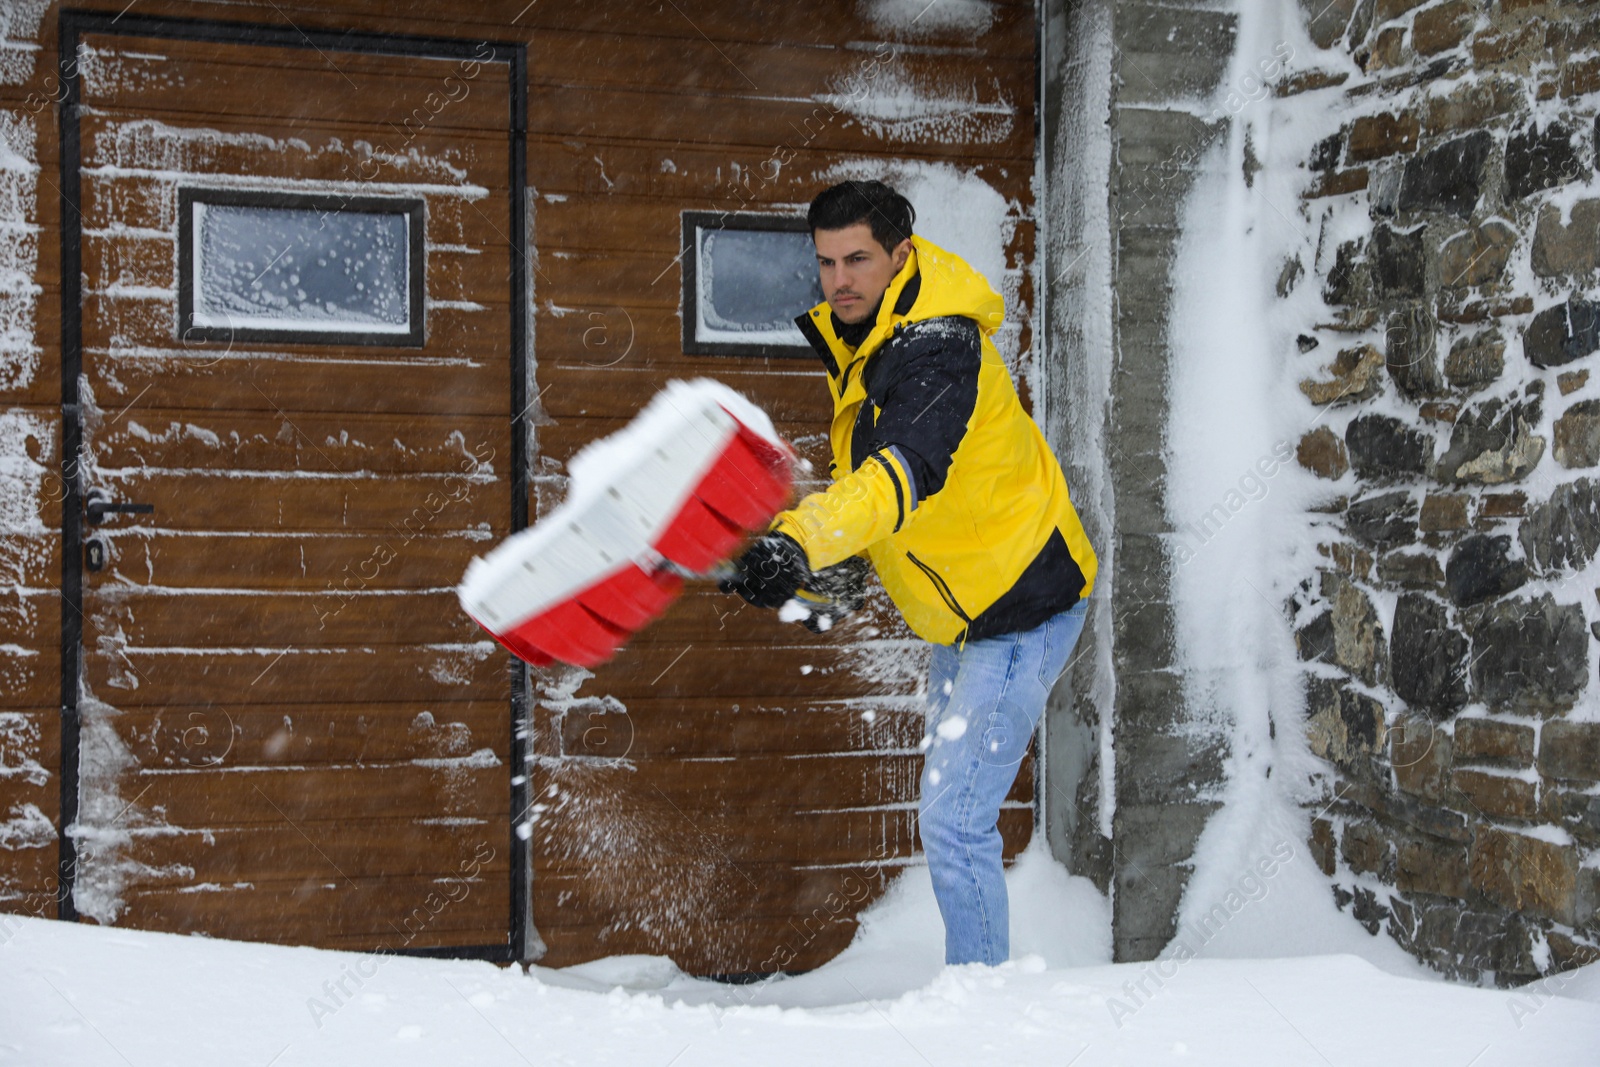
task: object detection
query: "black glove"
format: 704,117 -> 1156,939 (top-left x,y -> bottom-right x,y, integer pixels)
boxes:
795,555 -> 871,633
720,532 -> 811,609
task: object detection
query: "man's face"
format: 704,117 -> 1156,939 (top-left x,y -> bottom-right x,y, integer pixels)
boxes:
813,222 -> 912,325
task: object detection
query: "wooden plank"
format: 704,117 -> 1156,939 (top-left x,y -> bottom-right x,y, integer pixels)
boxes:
79,345 -> 513,416
0,535 -> 61,590
187,0 -> 1040,58
527,134 -> 1033,212
113,817 -> 511,888
99,762 -> 507,826
84,642 -> 512,706
80,295 -> 513,364
533,415 -> 835,469
94,409 -> 510,476
532,806 -> 1032,870
546,696 -> 924,760
72,531 -> 490,591
0,708 -> 59,789
81,34 -> 509,131
97,590 -> 483,649
547,639 -> 924,701
116,873 -> 510,948
527,82 -> 1030,162
533,365 -> 830,422
84,468 -> 505,533
109,701 -> 507,767
0,590 -> 62,658
524,27 -> 1034,100
81,167 -> 511,247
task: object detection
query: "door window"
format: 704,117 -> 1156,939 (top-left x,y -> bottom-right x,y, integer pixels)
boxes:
178,189 -> 425,346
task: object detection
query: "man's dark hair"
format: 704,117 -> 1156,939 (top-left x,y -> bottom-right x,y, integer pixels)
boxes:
806,180 -> 915,255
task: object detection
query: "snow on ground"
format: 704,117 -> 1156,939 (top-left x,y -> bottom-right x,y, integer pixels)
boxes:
3,845 -> 1597,1066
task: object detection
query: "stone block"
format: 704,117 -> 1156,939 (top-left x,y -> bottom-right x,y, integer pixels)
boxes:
1471,21 -> 1544,65
1385,304 -> 1443,398
1390,592 -> 1469,715
1469,825 -> 1586,925
1506,120 -> 1584,201
1300,343 -> 1385,405
1112,596 -> 1178,673
1396,834 -> 1471,898
1540,720 -> 1600,782
1554,401 -> 1600,469
1347,489 -> 1419,549
1300,0 -> 1361,50
1561,54 -> 1600,99
1452,768 -> 1539,820
1438,220 -> 1517,289
1341,819 -> 1392,875
1392,714 -> 1453,802
1323,239 -> 1373,307
1298,426 -> 1350,479
1398,130 -> 1492,219
1345,413 -> 1432,481
1348,112 -> 1421,162
1419,493 -> 1468,531
1412,0 -> 1475,55
1116,729 -> 1225,806
1559,369 -> 1590,396
1325,572 -> 1389,686
1444,533 -> 1529,607
1524,295 -> 1600,368
1444,329 -> 1505,393
1375,0 -> 1429,22
1305,675 -> 1388,765
1531,200 -> 1600,278
1454,718 -> 1535,764
1377,549 -> 1444,588
1422,73 -> 1521,135
1437,397 -> 1546,485
1310,816 -> 1337,876
1112,668 -> 1186,732
1469,594 -> 1587,716
1476,491 -> 1526,520
1519,478 -> 1600,573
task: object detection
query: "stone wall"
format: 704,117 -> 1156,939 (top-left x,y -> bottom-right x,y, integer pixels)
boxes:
1289,0 -> 1600,983
1043,0 -> 1240,962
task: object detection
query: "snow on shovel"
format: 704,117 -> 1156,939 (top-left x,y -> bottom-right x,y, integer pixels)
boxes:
458,378 -> 794,667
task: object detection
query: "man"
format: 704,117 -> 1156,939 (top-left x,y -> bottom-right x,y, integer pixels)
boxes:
720,180 -> 1100,967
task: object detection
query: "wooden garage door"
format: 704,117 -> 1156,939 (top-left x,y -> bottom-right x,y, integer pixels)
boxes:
64,25 -> 519,952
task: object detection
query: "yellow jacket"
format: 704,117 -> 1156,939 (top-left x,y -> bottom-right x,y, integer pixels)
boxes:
776,234 -> 1097,645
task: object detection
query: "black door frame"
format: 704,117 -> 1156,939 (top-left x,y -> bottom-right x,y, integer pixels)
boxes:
54,7 -> 532,963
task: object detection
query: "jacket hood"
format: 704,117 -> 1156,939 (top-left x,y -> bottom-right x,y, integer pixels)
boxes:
899,234 -> 1005,336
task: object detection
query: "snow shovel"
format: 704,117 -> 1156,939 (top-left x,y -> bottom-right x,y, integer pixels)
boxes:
458,379 -> 795,668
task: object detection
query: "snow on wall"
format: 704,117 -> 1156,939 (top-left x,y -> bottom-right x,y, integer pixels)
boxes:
0,1 -> 48,88
818,66 -> 1016,148
1040,0 -> 1117,842
1161,2 -> 1378,948
0,108 -> 41,394
858,0 -> 996,39
71,685 -> 192,925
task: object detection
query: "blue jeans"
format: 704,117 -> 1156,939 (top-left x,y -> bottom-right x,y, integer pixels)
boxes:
917,600 -> 1088,966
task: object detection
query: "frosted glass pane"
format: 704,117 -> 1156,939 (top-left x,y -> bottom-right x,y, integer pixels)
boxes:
697,227 -> 823,343
194,203 -> 412,332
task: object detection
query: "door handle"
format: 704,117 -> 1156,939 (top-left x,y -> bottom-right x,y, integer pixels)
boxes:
86,501 -> 155,524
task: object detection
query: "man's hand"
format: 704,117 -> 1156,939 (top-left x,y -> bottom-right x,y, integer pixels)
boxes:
720,532 -> 811,610
793,555 -> 871,633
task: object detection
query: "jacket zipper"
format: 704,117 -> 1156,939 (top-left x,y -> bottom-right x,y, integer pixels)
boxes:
905,550 -> 972,627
